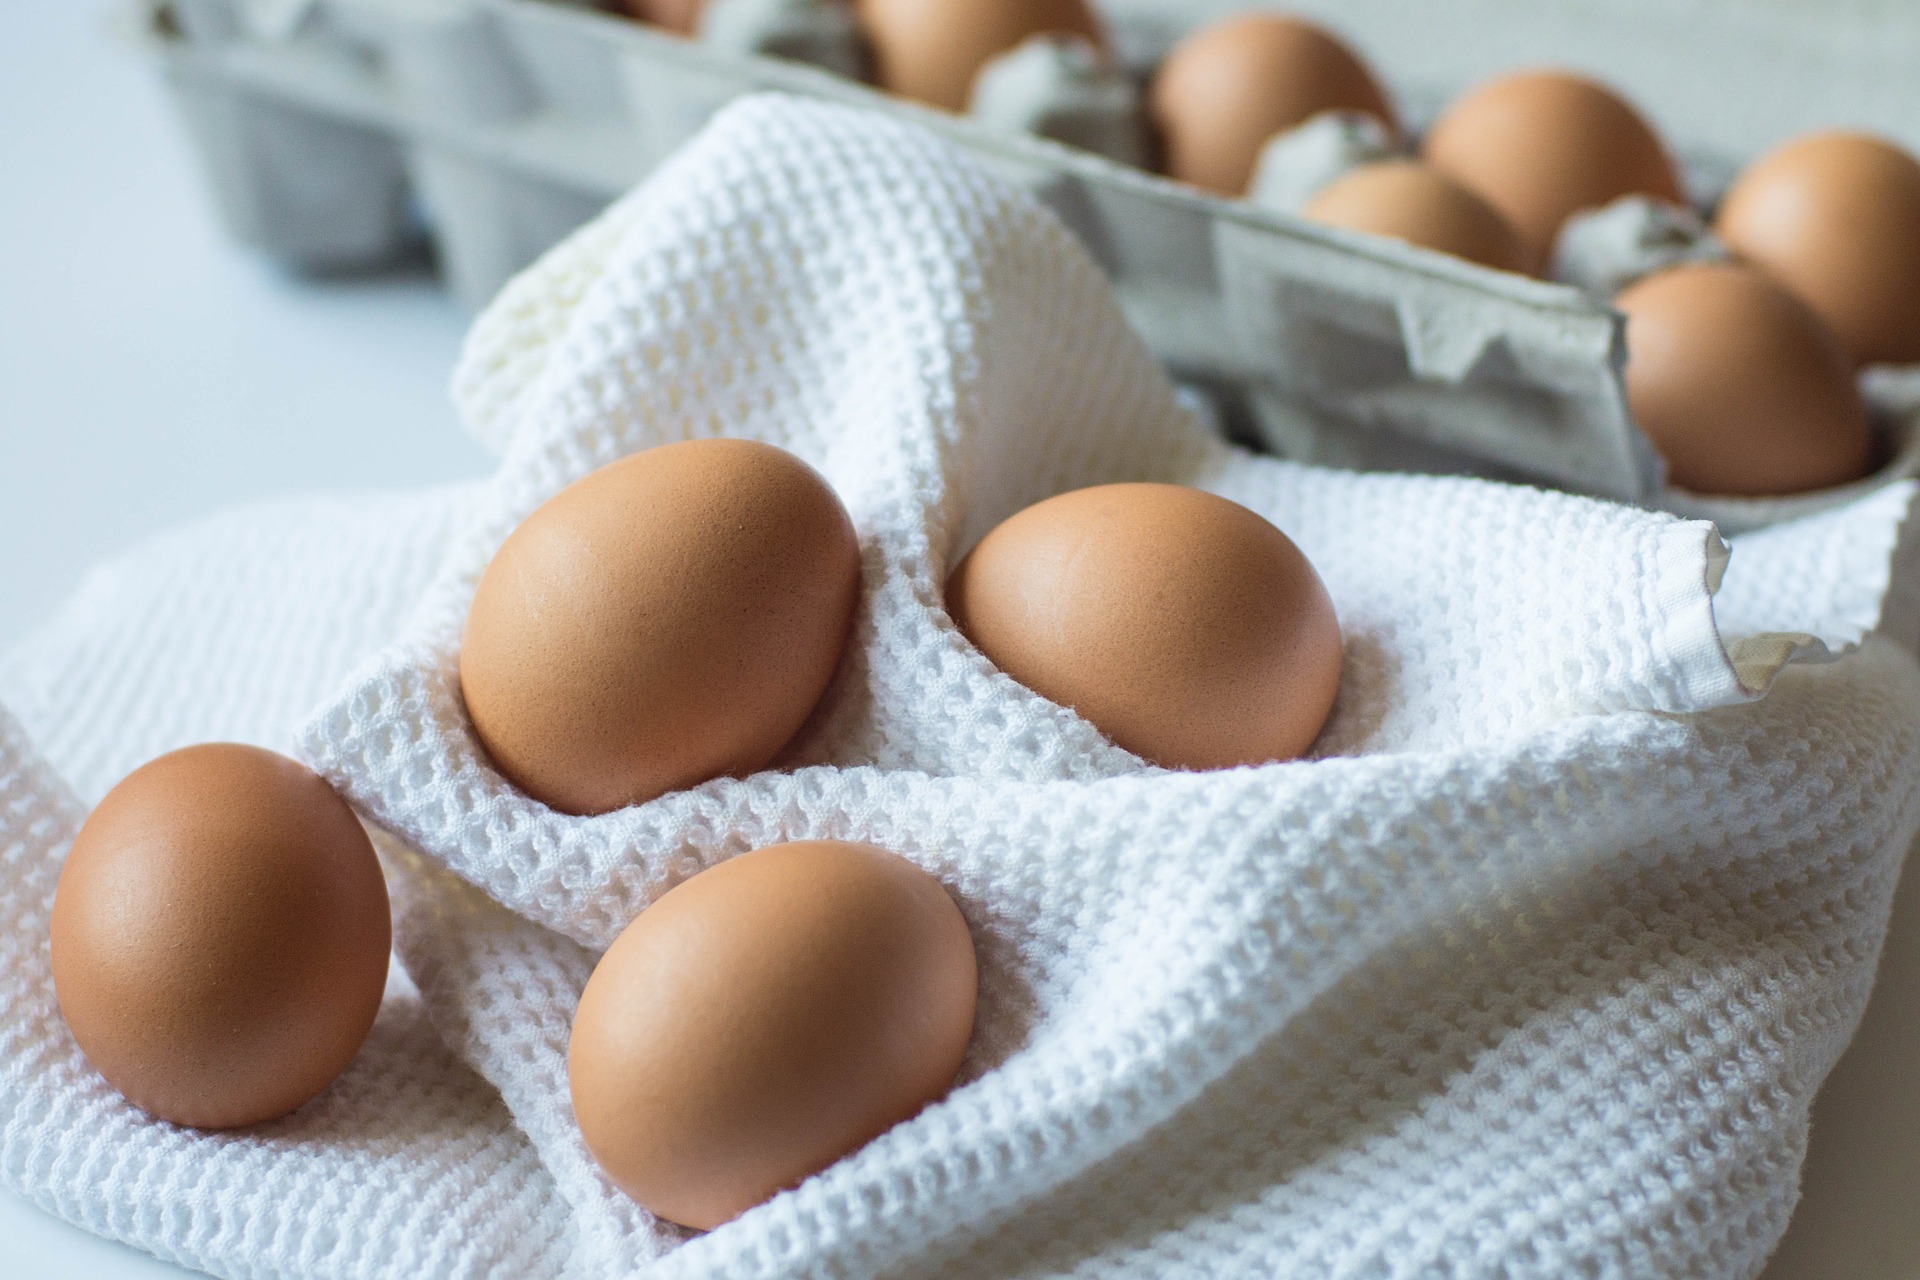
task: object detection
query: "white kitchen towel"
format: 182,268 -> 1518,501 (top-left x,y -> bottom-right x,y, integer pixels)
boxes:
2,483 -> 1916,1280
2,92 -> 1919,1280
302,92 -> 1920,1278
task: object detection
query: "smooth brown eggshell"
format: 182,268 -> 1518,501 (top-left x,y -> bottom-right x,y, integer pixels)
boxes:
568,840 -> 978,1230
1423,70 -> 1682,274
860,0 -> 1106,112
947,483 -> 1343,769
459,438 -> 861,817
1715,130 -> 1920,368
621,0 -> 705,36
1616,263 -> 1874,496
1150,13 -> 1396,196
50,744 -> 391,1130
1303,159 -> 1528,273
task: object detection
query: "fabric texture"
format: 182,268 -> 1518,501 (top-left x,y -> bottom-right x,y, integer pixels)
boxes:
4,94 -> 1920,1280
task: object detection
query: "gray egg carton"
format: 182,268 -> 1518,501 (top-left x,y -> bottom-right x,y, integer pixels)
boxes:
141,0 -> 1662,502
138,0 -> 1920,508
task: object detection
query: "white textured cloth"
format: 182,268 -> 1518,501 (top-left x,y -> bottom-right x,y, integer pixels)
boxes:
4,94 -> 1920,1280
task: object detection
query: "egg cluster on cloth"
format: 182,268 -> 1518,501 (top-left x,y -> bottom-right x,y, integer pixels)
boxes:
5,94 -> 1920,1280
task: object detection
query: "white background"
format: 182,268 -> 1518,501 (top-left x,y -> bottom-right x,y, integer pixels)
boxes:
2,1 -> 1917,1276
0,1 -> 488,654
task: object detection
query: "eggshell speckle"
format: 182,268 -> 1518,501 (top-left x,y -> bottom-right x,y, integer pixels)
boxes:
50,744 -> 391,1130
1150,13 -> 1396,196
947,483 -> 1342,769
1715,130 -> 1920,368
459,438 -> 861,817
860,0 -> 1105,112
1424,70 -> 1682,274
1616,263 -> 1873,496
1303,159 -> 1528,273
568,841 -> 978,1230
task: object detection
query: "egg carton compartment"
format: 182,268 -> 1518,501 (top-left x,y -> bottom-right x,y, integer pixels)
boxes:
136,0 -> 1920,516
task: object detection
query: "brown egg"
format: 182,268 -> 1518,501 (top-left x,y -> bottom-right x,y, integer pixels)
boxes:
460,438 -> 861,816
1616,263 -> 1873,496
1150,13 -> 1396,196
50,744 -> 390,1130
1303,159 -> 1528,273
568,841 -> 977,1230
1423,70 -> 1682,274
620,0 -> 704,36
859,0 -> 1105,112
947,483 -> 1342,769
1715,131 -> 1920,368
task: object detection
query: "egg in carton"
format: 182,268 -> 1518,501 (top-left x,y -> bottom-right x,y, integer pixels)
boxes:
1257,123 -> 1920,537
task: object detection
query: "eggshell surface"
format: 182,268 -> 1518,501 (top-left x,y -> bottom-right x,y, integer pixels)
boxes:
947,483 -> 1342,769
50,744 -> 391,1130
1423,70 -> 1682,274
621,0 -> 704,35
1303,160 -> 1528,273
459,438 -> 861,816
1715,130 -> 1920,368
1616,263 -> 1873,496
568,841 -> 978,1230
1150,13 -> 1395,196
860,0 -> 1105,112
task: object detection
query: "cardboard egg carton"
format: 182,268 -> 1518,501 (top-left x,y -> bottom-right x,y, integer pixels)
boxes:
139,0 -> 1919,510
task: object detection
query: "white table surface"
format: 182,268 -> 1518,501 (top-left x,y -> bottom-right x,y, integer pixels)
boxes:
4,3 -> 1919,1277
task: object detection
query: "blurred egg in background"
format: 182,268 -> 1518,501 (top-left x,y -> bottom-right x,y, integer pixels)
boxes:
1615,262 -> 1873,496
1716,130 -> 1920,369
861,0 -> 1106,111
1150,13 -> 1396,196
1424,69 -> 1682,274
1303,159 -> 1528,272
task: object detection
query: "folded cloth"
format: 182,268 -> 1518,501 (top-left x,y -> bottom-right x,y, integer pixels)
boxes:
4,93 -> 1920,1280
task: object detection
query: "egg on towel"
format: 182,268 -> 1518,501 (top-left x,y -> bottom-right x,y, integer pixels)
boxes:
50,745 -> 392,1130
459,438 -> 861,816
947,482 -> 1342,770
568,841 -> 978,1230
